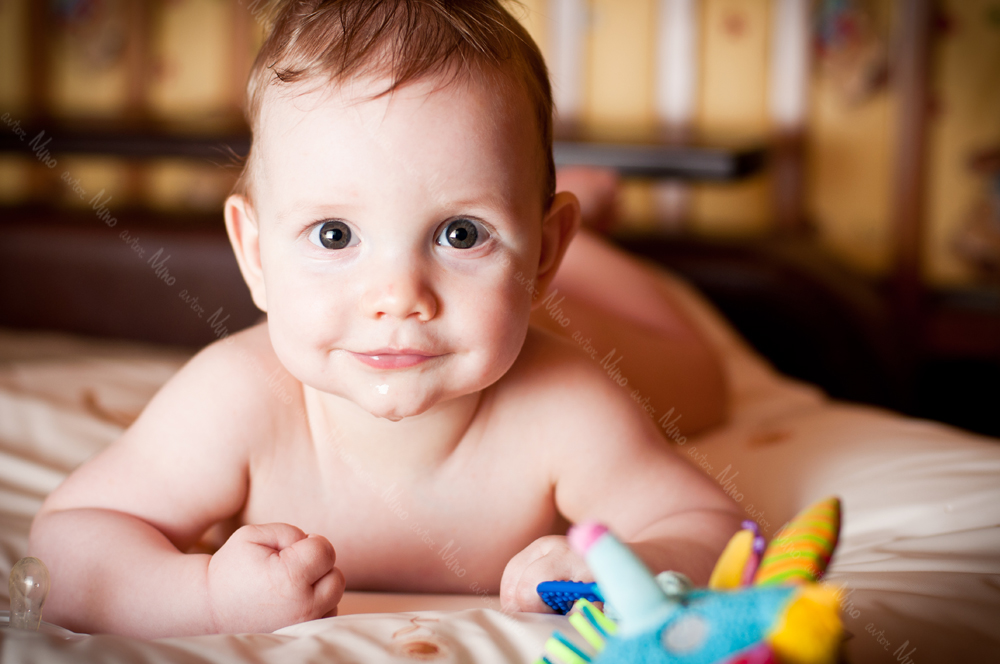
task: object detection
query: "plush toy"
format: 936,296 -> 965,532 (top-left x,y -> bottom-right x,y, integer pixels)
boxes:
536,496 -> 843,664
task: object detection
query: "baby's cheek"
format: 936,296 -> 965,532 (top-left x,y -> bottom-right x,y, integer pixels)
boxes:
477,294 -> 531,363
264,295 -> 349,385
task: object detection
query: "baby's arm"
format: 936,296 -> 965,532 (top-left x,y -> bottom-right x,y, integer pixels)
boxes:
499,333 -> 742,612
28,327 -> 343,637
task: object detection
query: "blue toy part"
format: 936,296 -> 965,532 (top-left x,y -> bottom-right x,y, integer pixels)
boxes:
537,581 -> 604,615
578,525 -> 678,637
596,585 -> 798,664
537,573 -> 692,618
537,587 -> 798,664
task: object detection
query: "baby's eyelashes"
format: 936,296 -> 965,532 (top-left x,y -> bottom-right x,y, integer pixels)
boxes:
309,219 -> 359,250
435,217 -> 491,250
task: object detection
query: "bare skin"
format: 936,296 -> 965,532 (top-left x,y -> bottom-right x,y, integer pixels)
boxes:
29,72 -> 737,638
531,230 -> 727,438
535,167 -> 726,437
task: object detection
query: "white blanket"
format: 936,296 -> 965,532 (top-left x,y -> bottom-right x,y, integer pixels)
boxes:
1,272 -> 998,663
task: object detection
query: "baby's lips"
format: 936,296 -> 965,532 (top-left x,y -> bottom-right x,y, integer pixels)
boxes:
567,521 -> 608,556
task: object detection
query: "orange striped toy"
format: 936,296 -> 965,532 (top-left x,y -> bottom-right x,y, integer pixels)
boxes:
754,496 -> 841,586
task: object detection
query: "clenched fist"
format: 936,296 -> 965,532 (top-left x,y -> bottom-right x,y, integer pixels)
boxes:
207,523 -> 344,633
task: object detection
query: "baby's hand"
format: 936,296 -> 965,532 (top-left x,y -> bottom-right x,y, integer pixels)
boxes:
206,523 -> 344,633
499,535 -> 592,613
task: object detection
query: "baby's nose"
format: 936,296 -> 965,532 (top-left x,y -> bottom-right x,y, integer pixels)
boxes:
360,265 -> 438,322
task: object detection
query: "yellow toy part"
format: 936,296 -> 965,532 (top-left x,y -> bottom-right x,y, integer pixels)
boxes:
767,584 -> 843,664
755,496 -> 841,586
708,527 -> 756,589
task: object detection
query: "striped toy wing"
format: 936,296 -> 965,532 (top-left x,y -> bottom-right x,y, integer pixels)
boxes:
754,497 -> 841,586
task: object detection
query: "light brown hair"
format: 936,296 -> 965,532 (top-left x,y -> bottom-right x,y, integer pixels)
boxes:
235,0 -> 554,208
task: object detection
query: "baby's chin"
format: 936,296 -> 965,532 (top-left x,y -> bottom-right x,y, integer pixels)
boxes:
352,385 -> 466,421
301,375 -> 462,422
359,396 -> 426,422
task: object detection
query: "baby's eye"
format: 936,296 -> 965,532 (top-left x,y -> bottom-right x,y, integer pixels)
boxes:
309,220 -> 357,250
435,218 -> 489,249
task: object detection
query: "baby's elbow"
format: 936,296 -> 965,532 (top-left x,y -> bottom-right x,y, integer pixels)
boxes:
27,503 -> 72,563
677,345 -> 728,437
701,353 -> 729,430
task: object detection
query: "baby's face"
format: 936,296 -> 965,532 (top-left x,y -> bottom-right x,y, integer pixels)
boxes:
244,73 -> 549,420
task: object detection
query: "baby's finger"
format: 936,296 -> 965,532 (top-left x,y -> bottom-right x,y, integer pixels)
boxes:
511,557 -> 563,613
312,566 -> 346,618
513,544 -> 593,614
238,522 -> 308,552
280,533 -> 337,586
500,536 -> 562,611
499,545 -> 542,611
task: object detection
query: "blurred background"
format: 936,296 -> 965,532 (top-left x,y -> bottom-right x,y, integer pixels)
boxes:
0,0 -> 998,436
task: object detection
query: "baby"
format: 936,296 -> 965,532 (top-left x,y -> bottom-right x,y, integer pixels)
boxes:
29,0 -> 739,638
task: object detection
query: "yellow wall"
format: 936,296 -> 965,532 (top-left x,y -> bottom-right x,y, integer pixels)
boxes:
514,0 -> 549,58
56,157 -> 134,208
924,0 -> 1000,285
584,0 -> 658,138
806,67 -> 896,275
0,0 -> 28,206
0,0 -> 28,115
518,0 -> 1000,282
49,22 -> 130,117
697,0 -> 770,137
583,0 -> 659,226
145,159 -> 238,212
805,0 -> 895,276
1,0 -> 998,285
0,157 -> 30,205
692,0 -> 772,236
148,0 -> 234,122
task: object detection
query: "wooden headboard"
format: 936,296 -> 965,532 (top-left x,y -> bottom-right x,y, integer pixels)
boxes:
0,208 -> 259,348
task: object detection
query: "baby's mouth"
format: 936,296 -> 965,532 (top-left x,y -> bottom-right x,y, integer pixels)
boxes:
348,350 -> 440,370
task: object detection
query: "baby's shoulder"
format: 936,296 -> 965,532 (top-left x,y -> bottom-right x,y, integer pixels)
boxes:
501,327 -> 600,386
482,330 -> 673,487
146,321 -> 301,436
491,327 -> 648,433
184,321 -> 283,386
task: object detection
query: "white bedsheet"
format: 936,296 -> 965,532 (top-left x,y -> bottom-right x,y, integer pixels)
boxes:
1,271 -> 998,663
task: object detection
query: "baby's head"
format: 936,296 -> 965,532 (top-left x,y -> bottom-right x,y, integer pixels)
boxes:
224,0 -> 580,420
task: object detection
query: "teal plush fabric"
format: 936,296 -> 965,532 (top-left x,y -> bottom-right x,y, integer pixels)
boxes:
595,586 -> 796,664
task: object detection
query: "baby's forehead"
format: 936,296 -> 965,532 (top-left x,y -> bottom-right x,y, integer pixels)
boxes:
253,72 -> 542,192
249,72 -> 545,217
259,70 -> 531,141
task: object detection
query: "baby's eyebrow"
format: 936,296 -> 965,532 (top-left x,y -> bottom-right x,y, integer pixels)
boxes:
275,202 -> 359,225
435,189 -> 512,214
277,191 -> 513,226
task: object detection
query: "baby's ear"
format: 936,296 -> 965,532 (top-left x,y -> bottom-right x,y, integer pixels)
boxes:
534,191 -> 581,302
224,194 -> 268,312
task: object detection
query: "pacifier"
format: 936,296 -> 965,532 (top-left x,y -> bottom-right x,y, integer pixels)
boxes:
7,556 -> 50,631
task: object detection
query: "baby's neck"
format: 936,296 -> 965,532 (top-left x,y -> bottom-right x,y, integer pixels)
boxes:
303,385 -> 486,477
